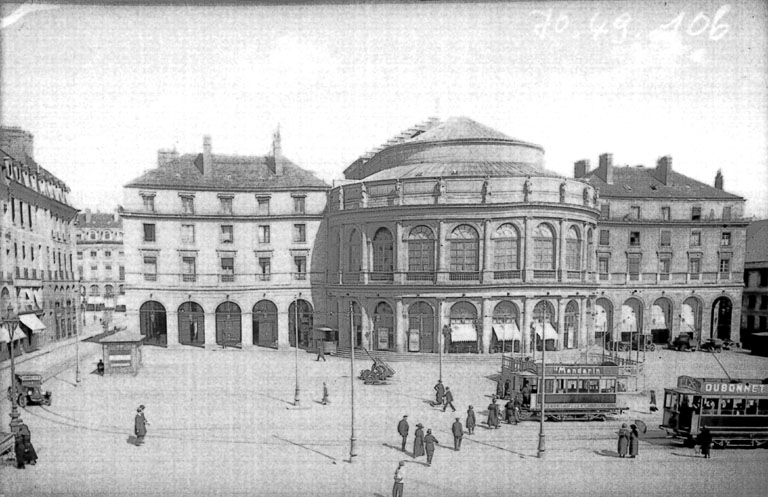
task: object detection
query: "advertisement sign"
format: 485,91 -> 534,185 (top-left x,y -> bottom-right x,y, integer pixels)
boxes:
378,328 -> 390,349
408,330 -> 420,352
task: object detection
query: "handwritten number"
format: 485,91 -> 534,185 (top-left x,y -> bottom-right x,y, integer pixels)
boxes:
709,4 -> 731,41
554,13 -> 569,33
687,12 -> 710,36
531,9 -> 552,39
659,11 -> 684,33
589,12 -> 608,40
613,13 -> 631,44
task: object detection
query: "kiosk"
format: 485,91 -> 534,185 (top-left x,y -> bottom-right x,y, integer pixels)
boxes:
99,330 -> 144,375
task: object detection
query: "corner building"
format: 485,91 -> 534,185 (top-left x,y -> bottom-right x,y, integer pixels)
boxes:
122,132 -> 329,349
326,118 -> 600,354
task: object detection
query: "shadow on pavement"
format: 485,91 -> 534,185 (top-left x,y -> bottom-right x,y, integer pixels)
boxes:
273,435 -> 337,462
595,449 -> 620,458
672,451 -> 702,458
382,443 -> 410,457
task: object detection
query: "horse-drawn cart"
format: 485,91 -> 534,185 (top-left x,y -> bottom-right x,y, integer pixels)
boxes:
358,349 -> 395,385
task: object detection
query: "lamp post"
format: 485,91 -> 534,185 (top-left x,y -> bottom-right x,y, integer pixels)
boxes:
75,283 -> 85,384
294,294 -> 301,407
3,305 -> 22,434
348,299 -> 357,461
537,318 -> 546,458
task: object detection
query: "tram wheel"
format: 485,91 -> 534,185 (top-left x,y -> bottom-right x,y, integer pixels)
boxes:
518,410 -> 532,420
594,414 -> 607,422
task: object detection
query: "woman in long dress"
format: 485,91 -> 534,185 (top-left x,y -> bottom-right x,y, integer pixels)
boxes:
487,399 -> 499,428
134,405 -> 148,445
617,423 -> 629,457
629,424 -> 639,458
413,423 -> 425,458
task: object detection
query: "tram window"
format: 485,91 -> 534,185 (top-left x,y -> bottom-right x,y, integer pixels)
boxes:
758,399 -> 768,415
691,397 -> 701,412
733,399 -> 746,415
720,398 -> 735,415
578,380 -> 589,393
745,400 -> 758,415
600,379 -> 616,393
702,398 -> 718,415
566,380 -> 578,392
588,380 -> 600,392
555,379 -> 566,393
665,393 -> 678,410
544,379 -> 554,393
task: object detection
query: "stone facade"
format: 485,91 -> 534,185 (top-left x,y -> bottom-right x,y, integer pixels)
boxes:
75,209 -> 126,313
741,219 -> 768,348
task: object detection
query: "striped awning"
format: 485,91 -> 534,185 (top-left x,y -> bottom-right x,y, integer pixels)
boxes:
493,323 -> 521,341
450,324 -> 477,343
19,314 -> 46,334
534,322 -> 558,340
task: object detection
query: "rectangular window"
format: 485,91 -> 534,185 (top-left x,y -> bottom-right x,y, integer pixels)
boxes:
723,206 -> 732,220
104,251 -> 111,257
493,238 -> 518,271
142,195 -> 155,212
220,225 -> 234,244
293,224 -> 306,243
630,206 -> 640,219
294,256 -> 307,280
629,231 -> 640,246
720,232 -> 731,246
90,265 -> 97,272
77,251 -> 83,260
689,258 -> 701,276
659,258 -> 671,280
90,251 -> 97,258
143,256 -> 157,281
181,224 -> 195,244
600,204 -> 610,219
661,206 -> 670,221
182,257 -> 196,282
257,197 -> 270,216
599,230 -> 610,246
78,266 -> 83,277
258,258 -> 271,281
143,223 -> 156,242
690,231 -> 701,246
258,225 -> 270,244
691,206 -> 701,220
598,257 -> 609,279
628,256 -> 640,281
105,264 -> 112,271
119,266 -> 125,280
761,296 -> 768,310
748,295 -> 756,309
220,196 -> 233,214
293,196 -> 306,214
719,258 -> 730,274
220,257 -> 234,282
451,240 -> 479,272
660,230 -> 671,246
181,196 -> 195,214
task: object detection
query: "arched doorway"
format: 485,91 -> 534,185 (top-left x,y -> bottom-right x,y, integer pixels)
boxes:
711,296 -> 733,340
594,298 -> 613,346
288,299 -> 313,349
408,302 -> 434,353
491,301 -> 521,353
351,301 -> 363,348
178,302 -> 205,347
449,302 -> 478,353
253,300 -> 278,349
371,228 -> 394,281
139,301 -> 167,347
533,301 -> 557,351
373,302 -> 394,351
620,298 -> 643,343
564,300 -> 579,349
651,298 -> 673,343
681,297 -> 702,341
216,302 -> 242,347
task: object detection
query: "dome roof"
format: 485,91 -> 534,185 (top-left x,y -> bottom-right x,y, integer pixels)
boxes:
407,116 -> 516,142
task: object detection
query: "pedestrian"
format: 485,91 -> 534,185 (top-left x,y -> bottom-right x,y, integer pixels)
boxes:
443,386 -> 456,412
322,382 -> 330,405
504,379 -> 512,399
433,379 -> 445,407
14,431 -> 26,469
505,399 -> 515,424
413,423 -> 425,458
521,381 -> 531,407
397,415 -> 409,452
487,398 -> 500,428
451,417 -> 463,451
134,405 -> 148,445
424,429 -> 439,466
316,341 -> 326,361
97,359 -> 105,375
629,424 -> 639,458
512,394 -> 521,424
466,406 -> 476,435
392,461 -> 405,497
18,422 -> 37,465
698,426 -> 712,459
617,423 -> 629,458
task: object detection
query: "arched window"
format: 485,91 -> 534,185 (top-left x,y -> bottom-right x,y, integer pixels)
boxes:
371,228 -> 394,281
492,301 -> 520,353
178,302 -> 205,346
346,229 -> 361,283
373,301 -> 394,351
566,226 -> 581,271
289,299 -> 313,348
586,229 -> 594,272
139,301 -> 167,346
449,224 -> 479,280
216,301 -> 242,347
407,226 -> 435,280
533,300 -> 557,351
408,302 -> 435,353
253,300 -> 277,348
564,300 -> 579,348
104,231 -> 111,240
533,223 -> 555,271
104,284 -> 114,298
493,223 -> 519,278
89,284 -> 99,296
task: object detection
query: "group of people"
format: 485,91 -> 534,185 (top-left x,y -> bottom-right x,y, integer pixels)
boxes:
617,423 -> 640,458
432,379 -> 456,412
14,421 -> 38,469
486,395 -> 522,428
396,415 -> 440,465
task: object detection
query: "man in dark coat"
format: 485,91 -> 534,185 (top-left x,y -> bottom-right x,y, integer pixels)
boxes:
698,426 -> 712,459
443,387 -> 456,412
14,431 -> 26,469
512,394 -> 522,424
629,424 -> 640,458
134,405 -> 148,445
451,418 -> 463,451
18,422 -> 37,465
504,379 -> 512,399
413,423 -> 425,458
466,406 -> 476,434
424,429 -> 439,466
433,380 -> 445,407
505,399 -> 515,424
397,415 -> 409,452
521,381 -> 531,407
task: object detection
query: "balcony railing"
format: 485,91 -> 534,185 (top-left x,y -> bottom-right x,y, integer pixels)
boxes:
599,273 -> 609,281
144,274 -> 157,281
566,270 -> 581,279
493,270 -> 521,280
449,271 -> 480,281
407,271 -> 436,282
690,273 -> 701,281
220,274 -> 235,282
533,270 -> 556,279
370,271 -> 394,282
182,274 -> 197,282
258,274 -> 271,281
659,273 -> 670,281
293,273 -> 307,281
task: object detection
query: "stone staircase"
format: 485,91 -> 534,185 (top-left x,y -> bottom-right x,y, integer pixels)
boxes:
332,346 -> 503,365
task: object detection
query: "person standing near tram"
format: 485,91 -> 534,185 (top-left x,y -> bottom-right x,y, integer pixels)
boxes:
617,423 -> 630,458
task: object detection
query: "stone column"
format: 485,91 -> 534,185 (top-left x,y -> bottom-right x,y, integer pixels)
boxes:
242,308 -> 254,349
579,297 -> 588,348
360,297 -> 371,349
557,298 -> 566,350
337,225 -> 344,285
482,297 -> 493,354
204,308 -> 218,350
360,228 -> 369,284
437,220 -> 447,283
166,300 -> 180,348
523,216 -> 533,282
482,219 -> 492,284
558,218 -> 567,281
395,298 -> 405,352
396,221 -> 406,284
523,297 -> 534,354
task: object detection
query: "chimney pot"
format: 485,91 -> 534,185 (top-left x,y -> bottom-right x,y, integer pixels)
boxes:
272,128 -> 284,176
574,159 -> 591,178
203,135 -> 213,177
598,153 -> 614,184
715,169 -> 724,190
656,155 -> 672,185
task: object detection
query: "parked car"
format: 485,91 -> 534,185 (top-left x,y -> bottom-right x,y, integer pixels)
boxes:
670,333 -> 698,352
606,334 -> 656,352
6,372 -> 52,407
700,338 -> 724,353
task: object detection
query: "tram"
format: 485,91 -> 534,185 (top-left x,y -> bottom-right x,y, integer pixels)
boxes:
660,375 -> 768,448
496,356 -> 628,421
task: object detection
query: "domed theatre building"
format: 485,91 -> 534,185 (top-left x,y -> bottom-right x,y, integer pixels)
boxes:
326,117 -> 600,354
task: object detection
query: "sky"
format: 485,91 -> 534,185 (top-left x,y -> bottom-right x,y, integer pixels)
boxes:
1,0 -> 767,217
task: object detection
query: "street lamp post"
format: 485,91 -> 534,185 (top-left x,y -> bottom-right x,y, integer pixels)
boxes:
3,305 -> 22,434
537,318 -> 546,458
348,300 -> 357,461
294,294 -> 301,407
75,283 -> 84,385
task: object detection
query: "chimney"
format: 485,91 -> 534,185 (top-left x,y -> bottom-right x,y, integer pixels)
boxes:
574,159 -> 591,178
272,128 -> 284,176
85,208 -> 92,224
715,169 -> 723,190
203,135 -> 213,177
598,153 -> 614,184
655,155 -> 672,185
157,148 -> 179,167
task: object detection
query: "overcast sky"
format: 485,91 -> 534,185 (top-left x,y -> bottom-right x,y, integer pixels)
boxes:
2,1 -> 766,217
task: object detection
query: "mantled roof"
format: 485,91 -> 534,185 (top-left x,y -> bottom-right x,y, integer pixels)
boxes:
585,166 -> 743,200
125,153 -> 329,190
76,212 -> 122,228
362,161 -> 559,182
745,219 -> 768,265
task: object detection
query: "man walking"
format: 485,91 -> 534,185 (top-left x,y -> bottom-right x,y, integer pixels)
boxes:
452,417 -> 463,451
433,379 -> 445,407
466,405 -> 476,435
443,386 -> 456,412
397,415 -> 409,452
322,382 -> 330,405
424,429 -> 439,466
316,341 -> 326,361
392,461 -> 405,497
134,405 -> 149,445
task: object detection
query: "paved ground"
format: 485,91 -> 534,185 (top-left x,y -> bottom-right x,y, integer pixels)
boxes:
1,341 -> 767,496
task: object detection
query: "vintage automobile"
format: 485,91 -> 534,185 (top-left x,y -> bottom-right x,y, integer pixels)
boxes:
670,333 -> 698,352
608,334 -> 656,352
6,372 -> 52,407
700,338 -> 725,353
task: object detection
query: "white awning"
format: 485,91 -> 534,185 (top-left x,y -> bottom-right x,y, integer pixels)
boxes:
0,325 -> 24,344
450,324 -> 477,343
534,322 -> 558,340
681,304 -> 696,333
493,323 -> 521,341
651,305 -> 667,329
619,304 -> 638,333
594,304 -> 608,333
19,314 -> 46,334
